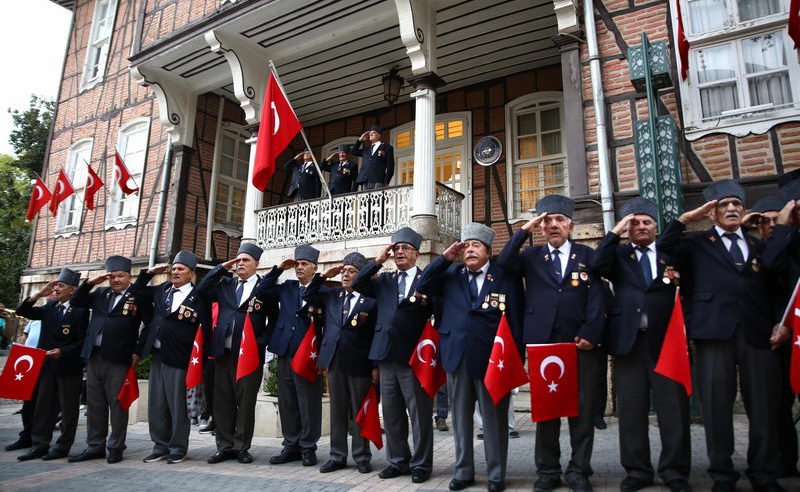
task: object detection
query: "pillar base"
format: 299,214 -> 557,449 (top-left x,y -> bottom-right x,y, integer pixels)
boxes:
410,215 -> 439,240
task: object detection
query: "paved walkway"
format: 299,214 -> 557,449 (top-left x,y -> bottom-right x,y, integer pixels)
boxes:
0,402 -> 797,491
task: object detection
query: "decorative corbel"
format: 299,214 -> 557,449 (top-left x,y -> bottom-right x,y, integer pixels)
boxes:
130,65 -> 198,147
394,0 -> 437,74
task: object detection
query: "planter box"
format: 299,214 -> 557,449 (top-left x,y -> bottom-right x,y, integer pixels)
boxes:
127,379 -> 149,423
253,393 -> 330,438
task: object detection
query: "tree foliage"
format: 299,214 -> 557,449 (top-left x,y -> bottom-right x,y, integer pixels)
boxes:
8,96 -> 54,176
0,155 -> 32,305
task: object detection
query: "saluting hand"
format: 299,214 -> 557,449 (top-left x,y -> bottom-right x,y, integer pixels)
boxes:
678,200 -> 717,224
360,131 -> 370,142
376,244 -> 393,265
279,258 -> 297,271
222,258 -> 239,271
322,265 -> 342,279
611,214 -> 635,236
147,263 -> 170,275
776,199 -> 797,226
522,213 -> 548,233
34,280 -> 59,300
442,241 -> 465,262
87,273 -> 111,286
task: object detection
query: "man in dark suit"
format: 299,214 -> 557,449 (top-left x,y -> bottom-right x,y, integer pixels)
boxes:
284,151 -> 322,201
416,223 -> 524,492
302,251 -> 377,474
196,243 -> 275,464
351,125 -> 394,189
69,255 -> 151,464
136,250 -> 206,464
260,244 -> 323,467
15,268 -> 87,461
320,145 -> 358,195
353,226 -> 434,483
591,198 -> 690,492
497,195 -> 605,492
658,179 -> 787,492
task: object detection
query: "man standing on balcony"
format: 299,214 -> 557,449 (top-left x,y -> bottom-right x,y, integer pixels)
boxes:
352,125 -> 394,190
353,227 -> 434,484
321,145 -> 358,195
284,151 -> 322,202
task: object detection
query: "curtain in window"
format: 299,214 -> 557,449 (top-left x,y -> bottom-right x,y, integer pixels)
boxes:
743,32 -> 793,107
737,0 -> 781,21
687,0 -> 729,33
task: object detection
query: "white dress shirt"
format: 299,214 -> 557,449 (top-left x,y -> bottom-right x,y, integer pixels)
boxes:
466,261 -> 490,294
547,241 -> 572,278
714,225 -> 749,261
633,241 -> 658,281
398,266 -> 418,299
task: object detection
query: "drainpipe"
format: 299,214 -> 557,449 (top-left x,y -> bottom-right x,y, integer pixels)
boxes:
584,0 -> 615,232
149,135 -> 174,267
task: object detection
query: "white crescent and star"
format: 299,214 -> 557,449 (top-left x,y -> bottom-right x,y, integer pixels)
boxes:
310,335 -> 318,359
193,341 -> 200,353
362,399 -> 370,414
35,185 -> 44,200
14,355 -> 34,374
489,336 -> 506,370
56,181 -> 64,195
540,355 -> 566,393
416,339 -> 437,365
271,101 -> 280,135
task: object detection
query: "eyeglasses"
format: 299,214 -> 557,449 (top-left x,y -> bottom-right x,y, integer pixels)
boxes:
758,216 -> 777,225
717,199 -> 742,208
392,245 -> 417,252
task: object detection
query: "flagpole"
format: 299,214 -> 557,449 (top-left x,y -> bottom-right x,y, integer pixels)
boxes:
781,277 -> 800,326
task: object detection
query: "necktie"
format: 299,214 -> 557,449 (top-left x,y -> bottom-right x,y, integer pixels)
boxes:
723,232 -> 745,265
165,286 -> 176,314
468,271 -> 480,303
235,280 -> 245,306
637,247 -> 653,285
57,304 -> 66,325
109,292 -> 119,312
342,293 -> 353,324
298,285 -> 306,309
398,271 -> 407,304
552,250 -> 562,283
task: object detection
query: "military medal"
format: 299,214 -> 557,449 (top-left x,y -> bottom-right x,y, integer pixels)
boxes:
491,300 -> 498,308
499,303 -> 506,311
351,319 -> 358,326
482,302 -> 489,309
178,313 -> 184,319
409,295 -> 416,303
751,259 -> 760,272
571,272 -> 580,287
579,272 -> 589,282
662,277 -> 671,284
62,327 -> 70,335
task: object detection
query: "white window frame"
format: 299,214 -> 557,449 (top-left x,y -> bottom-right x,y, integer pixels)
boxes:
56,139 -> 93,236
673,0 -> 800,140
106,117 -> 149,229
505,92 -> 568,220
212,125 -> 250,236
81,0 -> 118,91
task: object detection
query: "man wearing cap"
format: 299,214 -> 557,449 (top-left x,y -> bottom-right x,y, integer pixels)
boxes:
353,226 -> 435,483
135,250 -> 207,464
321,145 -> 358,195
15,269 -> 88,461
658,179 -> 787,492
743,196 -> 785,240
591,198 -> 690,492
498,195 -> 605,492
302,252 -> 377,474
416,223 -> 524,492
196,243 -> 275,464
69,255 -> 151,464
258,244 -> 323,466
352,125 -> 394,190
285,151 -> 322,201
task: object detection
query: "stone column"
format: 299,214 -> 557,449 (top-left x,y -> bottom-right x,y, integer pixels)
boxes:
242,130 -> 263,243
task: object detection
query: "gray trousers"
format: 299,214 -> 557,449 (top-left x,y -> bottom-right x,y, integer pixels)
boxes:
277,356 -> 322,452
695,327 -> 782,485
535,348 -> 602,478
449,359 -> 509,483
31,361 -> 81,454
213,352 -> 262,452
148,353 -> 190,456
379,360 -> 434,473
616,333 -> 691,483
85,351 -> 130,452
327,355 -> 372,464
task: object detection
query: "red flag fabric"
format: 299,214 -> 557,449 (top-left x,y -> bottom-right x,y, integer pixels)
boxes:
186,325 -> 204,389
675,0 -> 690,80
790,0 -> 800,50
526,343 -> 578,422
355,384 -> 383,450
84,164 -> 104,211
26,177 -> 52,221
236,313 -> 260,381
114,151 -> 139,195
252,73 -> 303,191
781,278 -> 800,394
654,289 -> 693,396
0,344 -> 47,400
408,320 -> 447,398
291,319 -> 320,382
117,364 -> 140,410
484,313 -> 529,405
48,169 -> 75,215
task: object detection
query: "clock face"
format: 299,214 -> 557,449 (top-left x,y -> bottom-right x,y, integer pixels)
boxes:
474,136 -> 502,166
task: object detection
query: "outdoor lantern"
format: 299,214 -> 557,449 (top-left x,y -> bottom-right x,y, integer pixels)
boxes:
382,67 -> 403,106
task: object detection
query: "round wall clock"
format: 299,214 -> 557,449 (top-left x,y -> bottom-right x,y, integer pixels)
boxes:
474,136 -> 502,166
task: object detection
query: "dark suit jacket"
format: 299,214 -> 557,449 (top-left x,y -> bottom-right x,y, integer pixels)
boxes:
497,230 -> 605,345
416,256 -> 524,380
762,224 -> 800,308
320,158 -> 358,195
657,220 -> 778,348
352,261 -> 433,364
351,140 -> 394,186
257,267 -> 316,358
16,299 -> 88,376
592,232 -> 680,358
302,273 -> 376,377
284,158 -> 322,200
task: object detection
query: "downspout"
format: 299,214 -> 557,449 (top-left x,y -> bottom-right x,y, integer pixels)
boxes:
205,96 -> 226,260
584,0 -> 615,232
149,135 -> 174,267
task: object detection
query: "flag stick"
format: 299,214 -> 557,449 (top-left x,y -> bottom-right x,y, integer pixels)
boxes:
781,278 -> 800,326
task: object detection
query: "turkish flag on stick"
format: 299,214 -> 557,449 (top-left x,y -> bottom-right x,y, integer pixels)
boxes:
186,325 -> 204,389
484,313 -> 529,405
780,278 -> 800,394
252,72 -> 303,191
409,319 -> 447,398
48,169 -> 75,215
236,314 -> 260,381
0,344 -> 46,400
291,319 -> 320,382
527,343 -> 578,422
789,0 -> 800,49
84,164 -> 104,211
117,364 -> 140,410
26,177 -> 52,221
675,0 -> 690,80
356,384 -> 383,450
655,288 -> 693,396
114,151 -> 139,195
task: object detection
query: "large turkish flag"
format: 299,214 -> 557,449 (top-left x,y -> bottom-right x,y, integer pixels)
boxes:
356,384 -> 383,450
409,320 -> 446,398
526,343 -> 578,422
48,169 -> 75,215
236,314 -> 260,381
781,278 -> 800,394
26,177 -> 52,221
0,344 -> 46,400
654,289 -> 692,396
484,313 -> 528,405
185,325 -> 204,389
117,364 -> 140,410
291,319 -> 320,382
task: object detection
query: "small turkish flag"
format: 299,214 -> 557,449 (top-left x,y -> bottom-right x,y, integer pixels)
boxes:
236,313 -> 260,381
253,73 -> 303,191
655,289 -> 693,396
356,384 -> 383,450
409,320 -> 447,399
186,325 -> 204,389
781,278 -> 800,394
48,169 -> 75,215
675,0 -> 690,80
527,343 -> 578,422
789,0 -> 800,49
26,177 -> 52,221
484,313 -> 529,405
117,364 -> 140,410
114,151 -> 139,195
291,319 -> 320,382
0,344 -> 47,400
84,164 -> 104,211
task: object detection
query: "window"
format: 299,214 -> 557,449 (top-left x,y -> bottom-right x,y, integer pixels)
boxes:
57,140 -> 92,234
213,129 -> 249,233
81,0 -> 118,90
505,93 -> 567,218
106,119 -> 148,228
676,0 -> 800,139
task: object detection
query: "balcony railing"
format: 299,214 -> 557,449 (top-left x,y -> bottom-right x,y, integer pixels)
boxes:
256,183 -> 464,249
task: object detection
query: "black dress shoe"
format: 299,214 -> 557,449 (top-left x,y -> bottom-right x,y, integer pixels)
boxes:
411,468 -> 431,483
379,465 -> 410,479
711,481 -> 735,492
319,460 -> 346,473
42,449 -> 69,460
302,451 -> 317,466
666,478 -> 692,492
534,476 -> 562,492
565,473 -> 593,492
207,451 -> 233,464
620,476 -> 652,492
5,438 -> 32,451
269,449 -> 301,464
356,462 -> 372,474
18,448 -> 47,461
487,481 -> 506,492
107,449 -> 123,464
68,449 -> 105,463
238,450 -> 254,463
594,418 -> 607,430
449,478 -> 475,490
